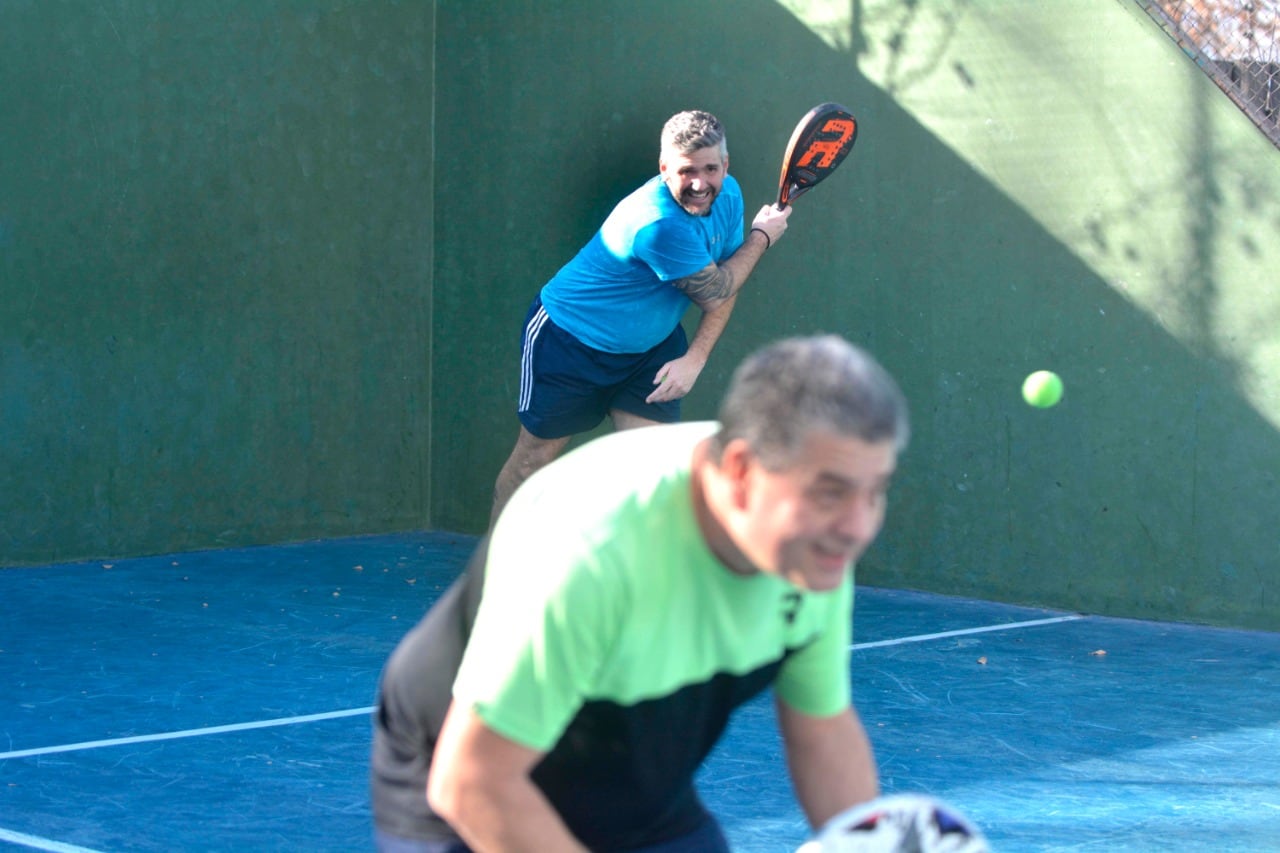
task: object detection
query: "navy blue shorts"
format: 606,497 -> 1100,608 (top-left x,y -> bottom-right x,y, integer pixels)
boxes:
517,297 -> 686,439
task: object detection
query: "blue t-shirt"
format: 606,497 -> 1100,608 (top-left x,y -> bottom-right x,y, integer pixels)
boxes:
539,174 -> 745,354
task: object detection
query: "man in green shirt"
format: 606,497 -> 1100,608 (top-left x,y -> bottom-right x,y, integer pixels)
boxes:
371,334 -> 910,852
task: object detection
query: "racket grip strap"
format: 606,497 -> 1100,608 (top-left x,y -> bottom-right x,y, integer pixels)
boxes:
750,227 -> 772,250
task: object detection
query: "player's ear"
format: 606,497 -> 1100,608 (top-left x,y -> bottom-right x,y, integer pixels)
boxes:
720,439 -> 754,508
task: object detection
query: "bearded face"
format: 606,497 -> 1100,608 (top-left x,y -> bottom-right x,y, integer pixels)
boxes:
659,146 -> 727,216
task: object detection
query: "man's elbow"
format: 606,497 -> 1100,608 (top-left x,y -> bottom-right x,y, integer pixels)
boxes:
426,766 -> 465,826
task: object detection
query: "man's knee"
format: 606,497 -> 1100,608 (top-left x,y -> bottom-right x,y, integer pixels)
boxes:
510,431 -> 570,474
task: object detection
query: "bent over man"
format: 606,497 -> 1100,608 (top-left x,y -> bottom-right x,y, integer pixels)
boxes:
371,334 -> 911,852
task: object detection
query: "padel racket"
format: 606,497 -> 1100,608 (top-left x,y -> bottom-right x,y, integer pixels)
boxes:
795,794 -> 989,853
777,102 -> 858,208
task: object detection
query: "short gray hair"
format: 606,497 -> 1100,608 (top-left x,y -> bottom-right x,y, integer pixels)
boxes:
660,110 -> 727,159
710,335 -> 910,467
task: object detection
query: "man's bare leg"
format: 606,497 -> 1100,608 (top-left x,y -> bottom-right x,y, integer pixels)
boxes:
490,427 -> 572,528
609,409 -> 664,431
490,413 -> 663,527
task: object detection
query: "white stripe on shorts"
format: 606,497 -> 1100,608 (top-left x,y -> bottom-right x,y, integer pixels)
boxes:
518,306 -> 551,412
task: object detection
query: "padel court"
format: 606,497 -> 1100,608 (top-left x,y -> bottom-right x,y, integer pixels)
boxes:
2,531 -> 1277,852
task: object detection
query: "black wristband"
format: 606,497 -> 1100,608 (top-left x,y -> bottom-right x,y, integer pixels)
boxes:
750,226 -> 771,250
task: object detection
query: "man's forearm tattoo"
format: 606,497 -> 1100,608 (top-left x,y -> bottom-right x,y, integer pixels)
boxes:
675,267 -> 737,302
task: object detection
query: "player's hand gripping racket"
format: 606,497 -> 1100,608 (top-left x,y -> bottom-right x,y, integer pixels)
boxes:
777,102 -> 858,209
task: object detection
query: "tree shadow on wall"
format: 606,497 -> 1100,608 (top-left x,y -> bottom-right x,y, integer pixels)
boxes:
430,0 -> 1280,635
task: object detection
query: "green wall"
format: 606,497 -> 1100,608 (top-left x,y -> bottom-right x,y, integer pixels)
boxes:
5,1 -> 1278,630
1,1 -> 434,563
430,0 -> 1280,629
842,1 -> 1280,629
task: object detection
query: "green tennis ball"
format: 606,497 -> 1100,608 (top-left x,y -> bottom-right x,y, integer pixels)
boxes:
1022,370 -> 1064,408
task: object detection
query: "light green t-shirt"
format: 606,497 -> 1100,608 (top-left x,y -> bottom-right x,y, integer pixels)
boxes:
453,421 -> 855,753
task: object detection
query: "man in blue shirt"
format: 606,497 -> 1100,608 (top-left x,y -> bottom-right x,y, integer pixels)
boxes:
490,109 -> 793,524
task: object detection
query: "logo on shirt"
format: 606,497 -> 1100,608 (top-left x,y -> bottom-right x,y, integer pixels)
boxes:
781,591 -> 802,625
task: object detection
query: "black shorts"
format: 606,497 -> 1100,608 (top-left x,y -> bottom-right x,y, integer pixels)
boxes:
517,297 -> 686,439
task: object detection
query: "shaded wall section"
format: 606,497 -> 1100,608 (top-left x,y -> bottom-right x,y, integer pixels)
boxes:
429,0 -> 896,527
430,0 -> 1280,629
0,2 -> 434,564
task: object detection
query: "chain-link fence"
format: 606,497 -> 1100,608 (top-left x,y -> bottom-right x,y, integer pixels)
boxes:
1139,0 -> 1280,146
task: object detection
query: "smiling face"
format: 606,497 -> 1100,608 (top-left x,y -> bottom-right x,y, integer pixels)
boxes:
659,145 -> 727,216
723,429 -> 898,591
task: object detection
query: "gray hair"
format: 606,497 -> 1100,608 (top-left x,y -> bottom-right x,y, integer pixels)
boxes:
710,335 -> 910,467
660,110 -> 728,160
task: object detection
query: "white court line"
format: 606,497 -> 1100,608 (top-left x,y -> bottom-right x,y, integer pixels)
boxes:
1,617 -> 1084,762
853,614 -> 1085,650
0,827 -> 105,853
0,706 -> 374,762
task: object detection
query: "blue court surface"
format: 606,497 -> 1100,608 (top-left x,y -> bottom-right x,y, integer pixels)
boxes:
2,532 -> 1277,852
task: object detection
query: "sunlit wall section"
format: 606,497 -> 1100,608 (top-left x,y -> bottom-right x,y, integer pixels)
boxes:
777,0 -> 1280,429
